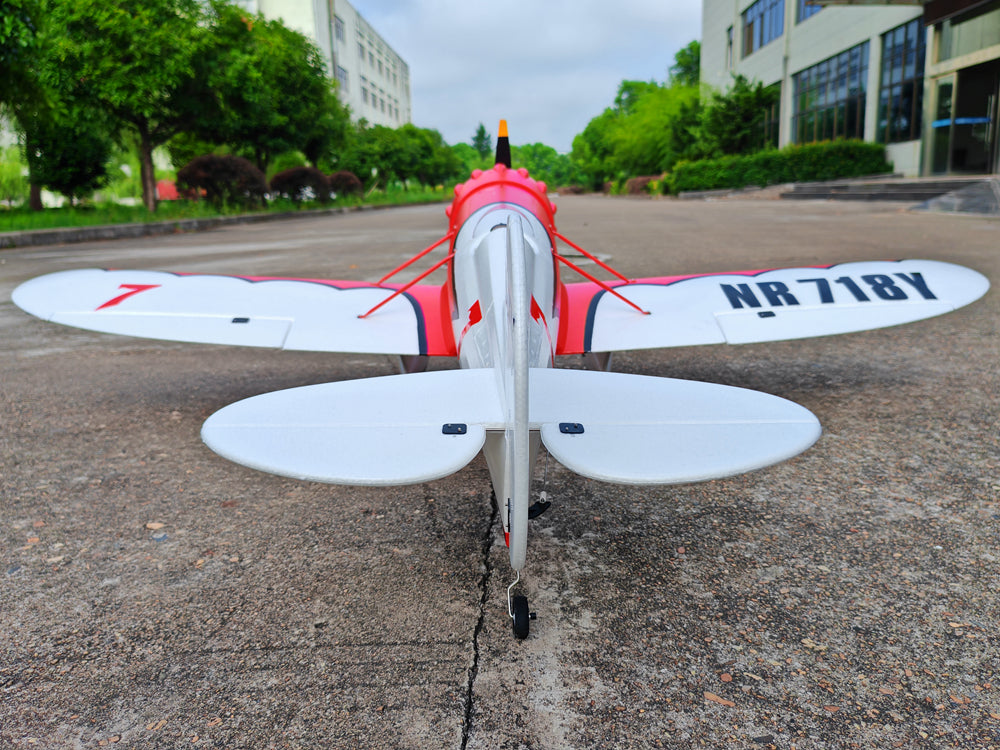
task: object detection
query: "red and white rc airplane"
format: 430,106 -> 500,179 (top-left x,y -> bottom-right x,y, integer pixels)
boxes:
13,122 -> 990,638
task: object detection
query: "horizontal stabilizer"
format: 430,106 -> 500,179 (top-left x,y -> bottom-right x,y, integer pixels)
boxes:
202,369 -> 501,485
530,369 -> 821,484
202,367 -> 820,487
12,269 -> 455,356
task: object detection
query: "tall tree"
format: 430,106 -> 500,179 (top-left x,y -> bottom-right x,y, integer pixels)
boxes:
669,40 -> 701,88
471,123 -> 492,160
0,0 -> 41,109
47,0 -> 213,211
511,144 -> 581,188
698,74 -> 779,157
22,104 -> 113,205
196,2 -> 349,172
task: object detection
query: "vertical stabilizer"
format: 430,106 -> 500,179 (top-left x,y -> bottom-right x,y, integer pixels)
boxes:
505,214 -> 531,570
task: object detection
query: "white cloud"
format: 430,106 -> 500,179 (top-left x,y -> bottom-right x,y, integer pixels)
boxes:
352,0 -> 702,152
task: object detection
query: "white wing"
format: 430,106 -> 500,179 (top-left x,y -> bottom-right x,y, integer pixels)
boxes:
12,269 -> 456,356
558,259 -> 990,353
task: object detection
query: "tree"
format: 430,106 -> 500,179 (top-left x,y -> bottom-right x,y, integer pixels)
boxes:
0,0 -> 42,110
511,144 -> 581,188
698,74 -> 780,157
196,2 -> 349,172
571,79 -> 701,189
23,106 -> 113,204
340,123 -> 462,190
6,0 -> 118,208
0,146 -> 29,205
669,40 -> 701,88
609,83 -> 701,175
570,108 -> 618,191
471,123 -> 492,160
47,0 -> 213,211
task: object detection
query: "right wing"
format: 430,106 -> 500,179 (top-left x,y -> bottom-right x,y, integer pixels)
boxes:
557,259 -> 990,354
12,269 -> 457,356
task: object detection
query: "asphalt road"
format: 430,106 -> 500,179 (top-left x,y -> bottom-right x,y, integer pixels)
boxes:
2,196 -> 998,749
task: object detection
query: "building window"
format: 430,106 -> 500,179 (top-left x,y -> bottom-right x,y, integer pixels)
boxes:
361,87 -> 369,104
797,0 -> 821,24
358,41 -> 364,59
743,0 -> 784,58
334,15 -> 345,42
369,50 -> 375,66
726,26 -> 734,69
878,19 -> 925,143
936,3 -> 1000,62
792,41 -> 870,143
335,65 -> 348,92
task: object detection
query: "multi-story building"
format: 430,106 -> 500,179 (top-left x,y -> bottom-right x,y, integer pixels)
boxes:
701,0 -> 1000,176
234,0 -> 411,128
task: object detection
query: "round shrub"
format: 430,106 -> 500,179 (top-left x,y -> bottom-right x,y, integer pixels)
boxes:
177,155 -> 268,209
329,170 -> 363,197
270,166 -> 331,204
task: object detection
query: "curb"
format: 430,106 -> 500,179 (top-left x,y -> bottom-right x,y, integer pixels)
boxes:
0,200 -> 446,250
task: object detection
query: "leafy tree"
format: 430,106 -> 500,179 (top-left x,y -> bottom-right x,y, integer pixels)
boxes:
0,145 -> 29,205
608,83 -> 701,175
24,106 -> 113,204
47,0 -> 213,211
697,74 -> 780,157
570,108 -> 619,191
571,79 -> 701,189
342,122 -> 462,189
0,0 -> 41,110
669,40 -> 701,87
451,142 -> 490,176
471,123 -> 492,160
197,2 -> 349,172
395,124 -> 461,187
511,143 -> 581,187
6,0 -> 118,207
614,80 -> 662,116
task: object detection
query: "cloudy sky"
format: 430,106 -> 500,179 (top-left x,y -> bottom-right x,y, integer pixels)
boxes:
352,1 -> 703,153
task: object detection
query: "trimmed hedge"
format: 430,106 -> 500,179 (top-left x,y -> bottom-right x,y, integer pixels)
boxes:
667,140 -> 892,194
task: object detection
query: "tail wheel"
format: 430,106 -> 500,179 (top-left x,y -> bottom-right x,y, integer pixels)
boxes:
511,595 -> 530,639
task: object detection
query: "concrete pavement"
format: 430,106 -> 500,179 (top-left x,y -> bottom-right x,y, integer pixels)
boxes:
2,197 -> 998,748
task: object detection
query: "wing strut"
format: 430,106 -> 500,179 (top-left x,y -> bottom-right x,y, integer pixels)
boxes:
375,231 -> 455,286
554,253 -> 649,315
554,231 -> 631,283
359,253 -> 455,319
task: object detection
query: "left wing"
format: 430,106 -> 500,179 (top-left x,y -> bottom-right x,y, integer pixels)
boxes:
557,259 -> 989,354
13,269 -> 457,356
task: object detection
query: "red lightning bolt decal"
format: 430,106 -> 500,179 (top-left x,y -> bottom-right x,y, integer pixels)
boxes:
96,284 -> 161,311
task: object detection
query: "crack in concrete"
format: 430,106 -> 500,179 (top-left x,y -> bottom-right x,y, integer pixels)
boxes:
461,491 -> 498,750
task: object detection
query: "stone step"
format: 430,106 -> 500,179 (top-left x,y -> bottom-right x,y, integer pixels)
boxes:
780,178 -> 988,202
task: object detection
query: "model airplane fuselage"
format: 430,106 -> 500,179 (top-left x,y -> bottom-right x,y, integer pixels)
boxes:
12,122 -> 990,638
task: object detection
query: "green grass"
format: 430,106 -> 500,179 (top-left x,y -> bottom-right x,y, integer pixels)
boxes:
0,186 -> 451,234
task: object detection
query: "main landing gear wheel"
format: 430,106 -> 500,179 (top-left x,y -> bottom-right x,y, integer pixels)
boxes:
511,595 -> 531,639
